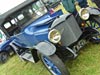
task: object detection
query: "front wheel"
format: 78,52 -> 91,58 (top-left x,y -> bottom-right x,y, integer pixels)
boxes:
86,16 -> 100,43
40,54 -> 70,75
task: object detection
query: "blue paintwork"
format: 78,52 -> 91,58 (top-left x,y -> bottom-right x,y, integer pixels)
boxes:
0,38 -> 14,51
13,16 -> 55,48
0,9 -> 63,50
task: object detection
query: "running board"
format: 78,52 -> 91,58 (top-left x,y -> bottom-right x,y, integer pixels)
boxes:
9,42 -> 35,63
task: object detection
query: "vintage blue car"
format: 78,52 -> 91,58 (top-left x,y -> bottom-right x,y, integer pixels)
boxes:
1,0 -> 100,75
0,0 -> 63,64
0,0 -> 70,75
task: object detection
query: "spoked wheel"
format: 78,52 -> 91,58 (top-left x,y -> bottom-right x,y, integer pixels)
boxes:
85,16 -> 100,43
40,54 -> 70,75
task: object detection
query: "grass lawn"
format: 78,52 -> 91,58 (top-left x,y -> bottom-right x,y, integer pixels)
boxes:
0,43 -> 100,75
67,43 -> 100,75
0,0 -> 100,75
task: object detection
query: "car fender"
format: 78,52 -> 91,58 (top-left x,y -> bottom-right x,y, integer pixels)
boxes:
86,7 -> 100,15
34,41 -> 56,56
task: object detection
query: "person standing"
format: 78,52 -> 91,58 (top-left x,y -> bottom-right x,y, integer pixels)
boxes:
61,0 -> 88,15
61,0 -> 78,15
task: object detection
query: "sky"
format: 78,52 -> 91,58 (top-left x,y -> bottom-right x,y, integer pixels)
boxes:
0,0 -> 26,14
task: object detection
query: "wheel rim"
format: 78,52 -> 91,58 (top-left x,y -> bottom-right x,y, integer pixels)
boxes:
42,55 -> 61,75
86,20 -> 100,40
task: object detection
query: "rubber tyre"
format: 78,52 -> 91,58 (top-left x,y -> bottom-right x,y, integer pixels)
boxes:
0,52 -> 9,63
86,16 -> 100,43
40,54 -> 70,75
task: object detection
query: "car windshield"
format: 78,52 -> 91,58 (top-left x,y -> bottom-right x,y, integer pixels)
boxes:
2,0 -> 48,36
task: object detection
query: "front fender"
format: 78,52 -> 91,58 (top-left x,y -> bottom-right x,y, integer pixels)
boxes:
86,7 -> 100,15
34,42 -> 56,56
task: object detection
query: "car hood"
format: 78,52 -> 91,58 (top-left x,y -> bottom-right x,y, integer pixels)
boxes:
24,16 -> 56,35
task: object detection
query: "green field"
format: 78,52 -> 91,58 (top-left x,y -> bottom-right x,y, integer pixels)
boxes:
0,43 -> 100,75
0,0 -> 100,75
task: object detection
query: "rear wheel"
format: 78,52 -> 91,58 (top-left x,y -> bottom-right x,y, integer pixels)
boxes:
40,54 -> 70,75
86,16 -> 100,43
0,52 -> 9,63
